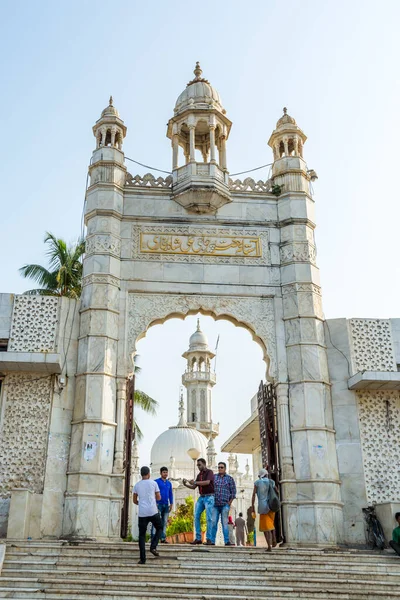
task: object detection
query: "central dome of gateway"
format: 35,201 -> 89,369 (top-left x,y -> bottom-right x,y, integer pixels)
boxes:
174,62 -> 225,115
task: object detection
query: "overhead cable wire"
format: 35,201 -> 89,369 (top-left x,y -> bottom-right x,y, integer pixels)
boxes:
124,155 -> 273,178
230,163 -> 273,177
125,156 -> 172,175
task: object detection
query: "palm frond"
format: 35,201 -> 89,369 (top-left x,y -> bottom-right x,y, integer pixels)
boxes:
20,232 -> 85,298
134,389 -> 159,415
22,288 -> 61,296
134,421 -> 143,441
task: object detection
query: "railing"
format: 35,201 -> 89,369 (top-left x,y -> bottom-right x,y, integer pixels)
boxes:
125,170 -> 272,192
183,371 -> 216,383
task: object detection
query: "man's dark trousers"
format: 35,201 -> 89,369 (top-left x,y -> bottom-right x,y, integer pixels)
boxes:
390,540 -> 400,556
138,513 -> 162,563
151,503 -> 169,542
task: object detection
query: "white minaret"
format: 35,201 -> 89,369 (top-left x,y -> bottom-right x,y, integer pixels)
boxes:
182,319 -> 219,440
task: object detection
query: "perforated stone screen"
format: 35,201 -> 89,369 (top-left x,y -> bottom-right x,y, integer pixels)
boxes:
357,390 -> 400,504
350,319 -> 396,372
8,296 -> 59,352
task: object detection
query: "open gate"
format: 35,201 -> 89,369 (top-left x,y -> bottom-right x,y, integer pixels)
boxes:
257,380 -> 284,543
121,375 -> 135,539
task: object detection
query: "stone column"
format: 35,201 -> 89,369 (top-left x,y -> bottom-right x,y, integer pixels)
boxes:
209,126 -> 216,163
275,154 -> 343,545
275,383 -> 295,479
113,379 -> 126,473
63,144 -> 126,540
189,126 -> 195,162
283,138 -> 289,156
220,136 -> 227,169
172,135 -> 179,169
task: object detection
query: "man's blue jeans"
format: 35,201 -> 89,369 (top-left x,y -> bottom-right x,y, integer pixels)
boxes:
195,495 -> 215,541
211,504 -> 230,544
151,504 -> 169,542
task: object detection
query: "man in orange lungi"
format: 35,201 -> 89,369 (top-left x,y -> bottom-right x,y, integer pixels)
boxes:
251,468 -> 276,552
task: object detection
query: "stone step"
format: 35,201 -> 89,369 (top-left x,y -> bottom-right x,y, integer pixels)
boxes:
2,567 -> 400,587
2,558 -> 400,583
4,560 -> 400,578
6,543 -> 391,562
1,575 -> 400,596
5,547 -> 397,566
3,590 -> 399,600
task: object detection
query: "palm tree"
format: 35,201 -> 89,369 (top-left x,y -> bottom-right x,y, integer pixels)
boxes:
19,232 -> 85,298
133,360 -> 159,440
20,233 -> 158,435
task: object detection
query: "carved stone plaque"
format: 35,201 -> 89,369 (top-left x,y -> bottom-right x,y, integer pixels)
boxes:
140,232 -> 261,258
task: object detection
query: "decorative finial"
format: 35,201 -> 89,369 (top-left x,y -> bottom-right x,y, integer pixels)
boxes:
109,95 -> 113,106
177,388 -> 187,427
194,61 -> 202,80
283,107 -> 287,114
187,62 -> 209,87
197,318 -> 201,332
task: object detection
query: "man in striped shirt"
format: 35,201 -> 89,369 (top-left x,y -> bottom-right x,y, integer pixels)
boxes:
211,462 -> 236,546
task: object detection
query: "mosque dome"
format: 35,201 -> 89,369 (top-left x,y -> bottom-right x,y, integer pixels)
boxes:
151,424 -> 208,471
188,319 -> 209,351
174,62 -> 225,115
150,395 -> 208,477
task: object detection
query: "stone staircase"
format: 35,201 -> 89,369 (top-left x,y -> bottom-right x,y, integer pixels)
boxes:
0,541 -> 400,599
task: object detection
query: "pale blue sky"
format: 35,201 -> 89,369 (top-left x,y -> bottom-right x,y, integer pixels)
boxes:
1,1 -> 399,464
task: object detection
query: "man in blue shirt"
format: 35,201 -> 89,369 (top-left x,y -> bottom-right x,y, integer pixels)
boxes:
151,467 -> 174,543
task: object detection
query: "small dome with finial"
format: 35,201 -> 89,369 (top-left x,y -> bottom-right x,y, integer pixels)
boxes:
188,319 -> 209,351
174,62 -> 224,115
276,107 -> 296,129
101,95 -> 120,118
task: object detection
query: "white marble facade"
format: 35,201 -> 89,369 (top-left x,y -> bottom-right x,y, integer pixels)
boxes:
0,65 -> 398,546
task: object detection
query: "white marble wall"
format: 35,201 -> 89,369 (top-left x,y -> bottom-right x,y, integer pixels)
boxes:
0,297 -> 79,539
325,318 -> 367,544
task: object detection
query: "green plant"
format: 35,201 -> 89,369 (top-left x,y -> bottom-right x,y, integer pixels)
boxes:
166,496 -> 206,537
19,232 -> 85,298
271,184 -> 283,197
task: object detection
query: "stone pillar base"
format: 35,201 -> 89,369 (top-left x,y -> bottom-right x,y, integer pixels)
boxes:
63,484 -> 123,540
7,489 -> 42,540
283,502 -> 344,545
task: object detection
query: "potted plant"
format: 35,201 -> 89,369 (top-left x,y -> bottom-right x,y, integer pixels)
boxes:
166,496 -> 206,543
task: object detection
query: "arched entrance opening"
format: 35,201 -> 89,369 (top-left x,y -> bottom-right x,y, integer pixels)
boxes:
127,309 -> 281,546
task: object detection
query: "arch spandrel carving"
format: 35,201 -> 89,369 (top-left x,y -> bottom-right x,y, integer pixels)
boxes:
127,293 -> 277,379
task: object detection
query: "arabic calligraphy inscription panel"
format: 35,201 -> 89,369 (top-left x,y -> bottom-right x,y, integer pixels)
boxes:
132,224 -> 269,265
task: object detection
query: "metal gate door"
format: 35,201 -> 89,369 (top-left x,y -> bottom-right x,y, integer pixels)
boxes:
257,380 -> 284,542
121,375 -> 135,539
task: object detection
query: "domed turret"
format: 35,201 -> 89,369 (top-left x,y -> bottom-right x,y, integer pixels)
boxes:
167,63 -> 232,214
268,107 -> 312,192
268,107 -> 306,162
189,319 -> 209,351
92,96 -> 127,150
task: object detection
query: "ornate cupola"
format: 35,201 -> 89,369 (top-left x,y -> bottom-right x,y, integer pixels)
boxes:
167,62 -> 232,214
268,107 -> 313,193
87,96 -> 127,203
92,96 -> 127,150
182,320 -> 218,439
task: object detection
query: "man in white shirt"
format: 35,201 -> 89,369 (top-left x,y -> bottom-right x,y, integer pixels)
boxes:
133,466 -> 162,564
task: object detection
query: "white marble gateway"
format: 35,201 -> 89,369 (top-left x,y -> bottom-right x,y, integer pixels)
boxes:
0,64 -> 398,546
